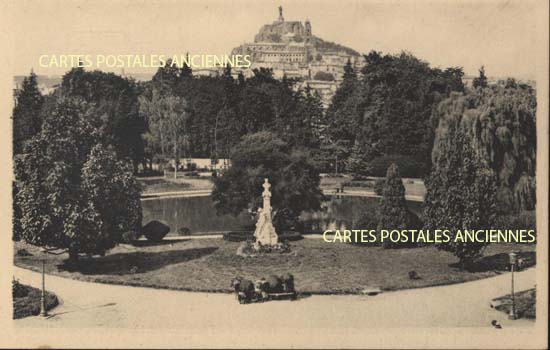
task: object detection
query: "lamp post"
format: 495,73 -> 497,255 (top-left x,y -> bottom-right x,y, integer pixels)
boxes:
39,259 -> 48,317
508,252 -> 517,320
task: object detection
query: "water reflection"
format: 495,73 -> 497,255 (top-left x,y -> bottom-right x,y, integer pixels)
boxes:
141,195 -> 422,235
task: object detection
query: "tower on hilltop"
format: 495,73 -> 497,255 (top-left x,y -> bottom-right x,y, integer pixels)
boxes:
277,5 -> 284,22
305,19 -> 312,43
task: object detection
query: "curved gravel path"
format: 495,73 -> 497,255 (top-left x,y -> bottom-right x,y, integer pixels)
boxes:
13,266 -> 535,329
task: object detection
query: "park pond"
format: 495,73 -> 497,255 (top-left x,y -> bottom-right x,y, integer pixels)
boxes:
141,195 -> 423,235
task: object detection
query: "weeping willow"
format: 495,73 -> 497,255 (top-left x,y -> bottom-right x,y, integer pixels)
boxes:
431,80 -> 536,214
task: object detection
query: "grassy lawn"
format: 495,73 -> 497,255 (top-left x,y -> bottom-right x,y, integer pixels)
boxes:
12,281 -> 59,319
139,177 -> 213,194
320,175 -> 350,190
320,175 -> 426,198
14,240 -> 535,294
492,288 -> 536,320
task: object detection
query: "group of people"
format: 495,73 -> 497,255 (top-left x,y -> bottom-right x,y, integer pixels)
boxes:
231,273 -> 296,303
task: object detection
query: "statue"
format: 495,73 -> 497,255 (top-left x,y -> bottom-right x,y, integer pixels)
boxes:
278,6 -> 284,22
253,179 -> 278,247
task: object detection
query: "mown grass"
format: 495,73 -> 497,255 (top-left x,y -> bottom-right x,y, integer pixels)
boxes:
14,240 -> 535,294
138,177 -> 212,194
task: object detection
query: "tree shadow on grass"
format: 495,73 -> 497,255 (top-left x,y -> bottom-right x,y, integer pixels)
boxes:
58,247 -> 218,275
450,251 -> 536,272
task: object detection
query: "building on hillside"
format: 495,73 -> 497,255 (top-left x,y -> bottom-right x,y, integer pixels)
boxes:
230,6 -> 364,107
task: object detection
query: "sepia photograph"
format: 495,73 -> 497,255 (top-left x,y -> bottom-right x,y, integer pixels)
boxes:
0,0 -> 548,348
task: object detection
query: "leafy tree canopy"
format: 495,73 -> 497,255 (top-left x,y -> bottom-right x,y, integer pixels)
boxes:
211,132 -> 323,228
424,125 -> 498,266
431,82 -> 536,213
325,51 -> 465,175
59,68 -> 146,171
13,96 -> 142,261
12,71 -> 44,155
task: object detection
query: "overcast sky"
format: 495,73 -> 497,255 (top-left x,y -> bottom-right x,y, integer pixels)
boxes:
12,0 -> 544,79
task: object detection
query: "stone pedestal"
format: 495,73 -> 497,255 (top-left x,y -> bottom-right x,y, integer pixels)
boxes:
254,178 -> 278,246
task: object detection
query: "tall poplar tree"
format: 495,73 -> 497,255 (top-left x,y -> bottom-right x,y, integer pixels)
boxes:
12,71 -> 44,155
139,88 -> 190,178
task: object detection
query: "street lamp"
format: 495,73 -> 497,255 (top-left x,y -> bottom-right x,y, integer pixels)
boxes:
39,259 -> 48,317
508,252 -> 517,320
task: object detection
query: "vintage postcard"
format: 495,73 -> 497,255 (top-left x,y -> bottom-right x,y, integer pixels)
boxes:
0,0 -> 548,348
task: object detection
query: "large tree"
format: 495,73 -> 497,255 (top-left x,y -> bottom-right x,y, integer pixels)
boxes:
324,59 -> 359,157
141,65 -> 323,165
296,85 -> 324,149
139,88 -> 190,178
431,82 -> 536,214
12,71 -> 44,155
424,124 -> 497,267
60,68 -> 146,172
13,97 -> 142,261
211,132 -> 323,231
326,51 -> 464,176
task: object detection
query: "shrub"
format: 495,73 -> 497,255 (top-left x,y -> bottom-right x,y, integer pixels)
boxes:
186,162 -> 197,171
141,220 -> 170,242
235,239 -> 291,255
368,155 -> 428,178
16,248 -> 33,257
178,227 -> 191,236
493,288 -> 536,319
377,164 -> 422,249
12,279 -> 28,298
12,283 -> 59,319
